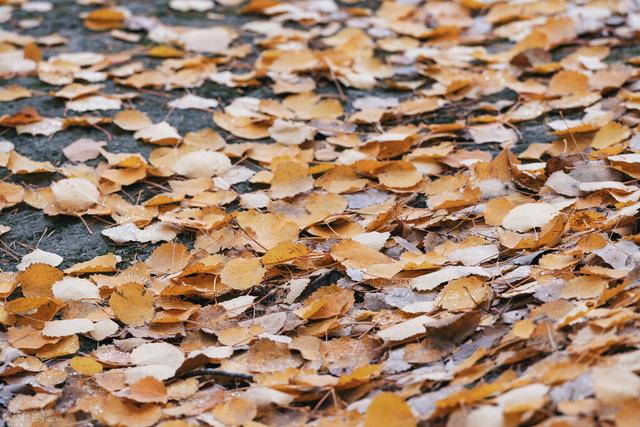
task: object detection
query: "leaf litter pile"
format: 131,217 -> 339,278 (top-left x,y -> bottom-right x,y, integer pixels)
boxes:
3,0 -> 640,426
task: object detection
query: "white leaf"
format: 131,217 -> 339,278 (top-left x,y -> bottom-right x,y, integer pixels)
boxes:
469,123 -> 518,145
131,342 -> 185,371
16,118 -> 63,136
579,181 -> 634,192
124,365 -> 176,384
0,51 -> 36,74
51,178 -> 100,211
448,244 -> 499,266
592,366 -> 640,405
89,319 -> 119,341
52,277 -> 100,301
501,202 -> 560,232
464,406 -> 505,427
495,383 -> 549,413
62,138 -> 106,162
353,96 -> 398,110
411,266 -> 491,291
546,171 -> 580,197
377,315 -> 435,342
56,52 -> 104,66
17,249 -> 63,271
268,119 -> 315,145
169,0 -> 214,11
168,93 -> 218,110
172,150 -> 232,178
400,300 -> 436,314
241,386 -> 295,407
240,191 -> 270,209
188,346 -> 235,360
219,295 -> 256,318
66,95 -> 122,112
102,222 -> 177,243
180,27 -> 233,53
134,122 -> 181,144
42,319 -> 94,337
213,166 -> 255,190
285,278 -> 309,304
352,231 -> 390,251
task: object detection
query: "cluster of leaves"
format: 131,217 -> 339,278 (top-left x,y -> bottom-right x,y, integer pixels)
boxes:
2,0 -> 640,426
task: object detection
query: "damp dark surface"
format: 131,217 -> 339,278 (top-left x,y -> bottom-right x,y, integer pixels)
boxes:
0,0 -> 636,270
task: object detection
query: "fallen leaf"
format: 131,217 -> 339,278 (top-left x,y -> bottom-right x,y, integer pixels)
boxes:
109,282 -> 154,326
42,319 -> 94,337
51,178 -> 100,211
220,256 -> 265,290
502,202 -> 560,232
129,377 -> 168,403
70,356 -> 103,375
365,392 -> 416,427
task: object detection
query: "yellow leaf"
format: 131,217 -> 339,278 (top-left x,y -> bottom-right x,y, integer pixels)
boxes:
146,45 -> 184,58
591,121 -> 630,149
109,282 -> 154,326
338,364 -> 382,388
261,241 -> 309,265
220,256 -> 265,290
365,392 -> 416,427
438,276 -> 490,311
512,319 -> 535,339
17,264 -> 63,298
64,253 -> 119,275
70,356 -> 103,375
212,397 -> 258,426
36,335 -> 79,359
5,296 -> 50,313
